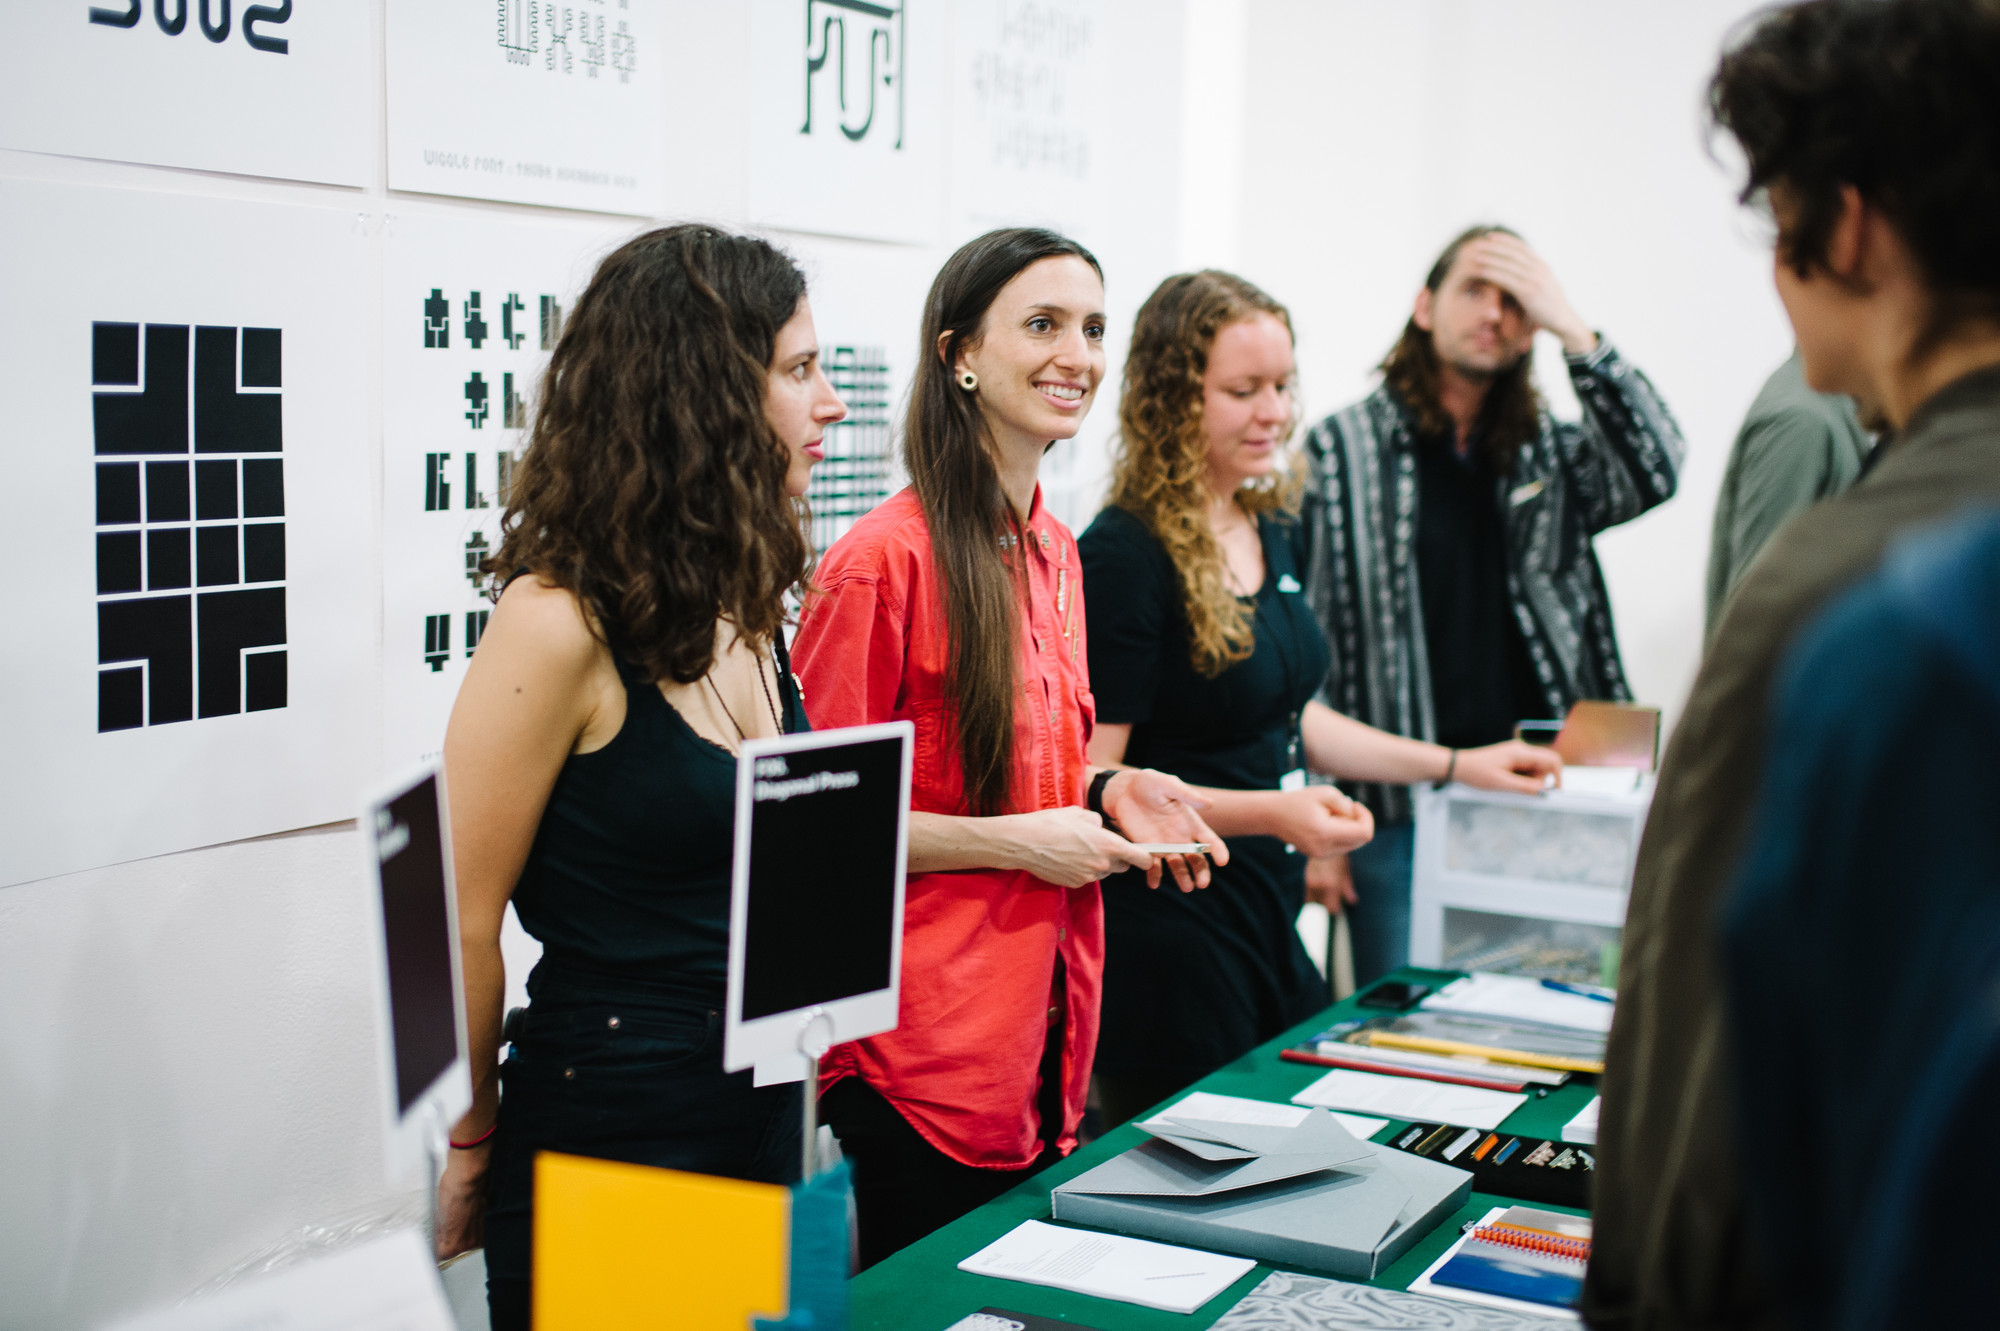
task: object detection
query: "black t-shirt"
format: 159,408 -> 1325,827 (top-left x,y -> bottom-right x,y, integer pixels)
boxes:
1414,433 -> 1548,749
1079,506 -> 1333,1080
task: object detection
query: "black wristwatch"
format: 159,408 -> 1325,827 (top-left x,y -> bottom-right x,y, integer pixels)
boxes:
1087,768 -> 1119,823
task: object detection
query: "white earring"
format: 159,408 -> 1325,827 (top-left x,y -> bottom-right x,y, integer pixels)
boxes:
958,370 -> 978,392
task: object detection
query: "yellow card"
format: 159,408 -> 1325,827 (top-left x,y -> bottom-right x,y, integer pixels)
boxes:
533,1152 -> 790,1330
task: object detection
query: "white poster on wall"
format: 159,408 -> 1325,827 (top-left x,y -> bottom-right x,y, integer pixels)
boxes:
386,0 -> 667,214
775,232 -> 932,550
0,2 -> 370,186
380,213 -> 636,772
949,0 -> 1105,243
0,182 -> 373,889
747,0 -> 946,245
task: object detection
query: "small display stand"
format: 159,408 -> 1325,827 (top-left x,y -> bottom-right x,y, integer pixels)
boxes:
1409,774 -> 1654,987
359,762 -> 472,1222
724,721 -> 914,1180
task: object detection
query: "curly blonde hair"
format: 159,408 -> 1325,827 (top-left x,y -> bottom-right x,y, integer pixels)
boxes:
1108,270 -> 1302,677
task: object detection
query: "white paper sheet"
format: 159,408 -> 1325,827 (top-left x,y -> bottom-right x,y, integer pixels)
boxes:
1291,1069 -> 1527,1131
104,1229 -> 454,1331
1420,974 -> 1615,1035
956,1219 -> 1254,1315
1139,1091 -> 1388,1143
1562,1095 -> 1600,1145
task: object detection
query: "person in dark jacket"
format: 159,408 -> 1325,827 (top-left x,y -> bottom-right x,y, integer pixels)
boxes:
1586,2 -> 2000,1326
1723,508 -> 2000,1331
1299,227 -> 1683,986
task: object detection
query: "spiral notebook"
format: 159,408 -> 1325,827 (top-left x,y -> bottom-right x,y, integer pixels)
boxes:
1410,1205 -> 1590,1318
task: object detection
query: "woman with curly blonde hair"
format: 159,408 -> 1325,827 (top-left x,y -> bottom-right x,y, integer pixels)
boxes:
1079,271 -> 1560,1125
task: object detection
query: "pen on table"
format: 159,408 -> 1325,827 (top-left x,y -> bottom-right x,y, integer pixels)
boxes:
1541,978 -> 1615,1003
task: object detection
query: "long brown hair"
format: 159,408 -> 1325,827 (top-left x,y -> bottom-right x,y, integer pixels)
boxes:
486,224 -> 811,682
1110,271 -> 1301,677
907,228 -> 1103,816
1379,224 -> 1542,472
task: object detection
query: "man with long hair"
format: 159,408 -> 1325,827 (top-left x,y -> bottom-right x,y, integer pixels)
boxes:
1590,2 -> 2000,1325
1299,227 -> 1683,986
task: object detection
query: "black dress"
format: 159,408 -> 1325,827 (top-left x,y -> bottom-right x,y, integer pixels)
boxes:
483,644 -> 810,1330
1078,507 -> 1334,1097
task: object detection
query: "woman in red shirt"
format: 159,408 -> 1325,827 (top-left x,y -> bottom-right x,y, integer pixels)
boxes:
791,228 -> 1224,1266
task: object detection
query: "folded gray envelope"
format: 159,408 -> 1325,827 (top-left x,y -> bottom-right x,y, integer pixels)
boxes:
1062,1108 -> 1389,1201
1052,1107 -> 1472,1276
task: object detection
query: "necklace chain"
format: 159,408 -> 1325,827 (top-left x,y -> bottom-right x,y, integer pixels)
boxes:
704,650 -> 783,751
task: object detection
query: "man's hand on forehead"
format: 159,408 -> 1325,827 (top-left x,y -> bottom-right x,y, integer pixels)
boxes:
1461,234 -> 1596,356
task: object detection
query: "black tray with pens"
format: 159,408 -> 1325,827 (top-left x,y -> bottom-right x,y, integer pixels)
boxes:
1383,1120 -> 1593,1210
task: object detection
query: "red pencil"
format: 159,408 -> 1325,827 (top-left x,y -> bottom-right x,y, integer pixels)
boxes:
1279,1046 -> 1536,1093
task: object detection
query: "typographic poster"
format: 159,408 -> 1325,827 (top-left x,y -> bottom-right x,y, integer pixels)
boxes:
386,0 -> 667,213
0,182 -> 373,888
0,2 -> 370,186
779,233 -> 938,546
949,0 -> 1105,242
380,213 -> 636,772
747,0 -> 946,245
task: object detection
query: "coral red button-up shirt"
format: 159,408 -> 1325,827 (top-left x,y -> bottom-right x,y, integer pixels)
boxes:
791,486 -> 1100,1170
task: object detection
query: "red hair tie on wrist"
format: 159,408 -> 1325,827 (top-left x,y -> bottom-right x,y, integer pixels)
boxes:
449,1123 -> 498,1150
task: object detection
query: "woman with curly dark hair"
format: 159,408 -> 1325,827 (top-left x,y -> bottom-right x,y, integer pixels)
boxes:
1080,270 -> 1561,1126
429,224 -> 847,1329
791,228 -> 1224,1267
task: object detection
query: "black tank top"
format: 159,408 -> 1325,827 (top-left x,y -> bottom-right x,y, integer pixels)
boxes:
510,637 -> 809,992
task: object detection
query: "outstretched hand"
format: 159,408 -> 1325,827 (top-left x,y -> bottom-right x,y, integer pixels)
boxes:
1453,739 -> 1563,795
1101,768 -> 1229,892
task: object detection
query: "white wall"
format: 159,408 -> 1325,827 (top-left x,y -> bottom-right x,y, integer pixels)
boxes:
0,3 -> 1191,1328
1237,0 -> 1790,728
3,5 -> 1792,1325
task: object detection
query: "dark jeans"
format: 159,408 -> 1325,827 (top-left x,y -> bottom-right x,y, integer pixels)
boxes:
483,965 -> 802,1331
822,1076 -> 1058,1271
825,997 -> 1067,1271
1093,1072 -> 1195,1133
1345,820 -> 1415,988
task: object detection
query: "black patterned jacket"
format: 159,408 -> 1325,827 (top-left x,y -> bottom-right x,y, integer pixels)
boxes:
1299,339 -> 1684,823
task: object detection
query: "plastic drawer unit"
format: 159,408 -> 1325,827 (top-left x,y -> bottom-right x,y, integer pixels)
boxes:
1409,775 -> 1654,987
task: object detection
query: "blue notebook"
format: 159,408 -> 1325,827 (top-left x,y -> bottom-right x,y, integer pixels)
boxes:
1428,1205 -> 1590,1311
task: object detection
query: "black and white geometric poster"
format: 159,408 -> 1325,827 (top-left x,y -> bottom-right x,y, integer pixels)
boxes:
748,0 -> 946,244
380,213 -> 635,772
0,3 -> 370,187
386,0 -> 666,214
950,0 -> 1106,242
0,182 -> 373,888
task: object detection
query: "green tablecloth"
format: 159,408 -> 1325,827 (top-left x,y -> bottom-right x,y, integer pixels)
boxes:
849,968 -> 1597,1330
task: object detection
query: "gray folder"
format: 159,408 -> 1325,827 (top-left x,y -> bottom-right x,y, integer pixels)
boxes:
1051,1108 -> 1472,1279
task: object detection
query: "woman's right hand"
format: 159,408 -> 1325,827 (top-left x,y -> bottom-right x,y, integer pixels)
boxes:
1001,806 -> 1159,888
1262,787 -> 1375,859
434,1139 -> 493,1261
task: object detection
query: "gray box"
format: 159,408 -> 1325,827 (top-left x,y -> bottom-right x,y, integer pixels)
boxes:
1052,1134 -> 1472,1280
